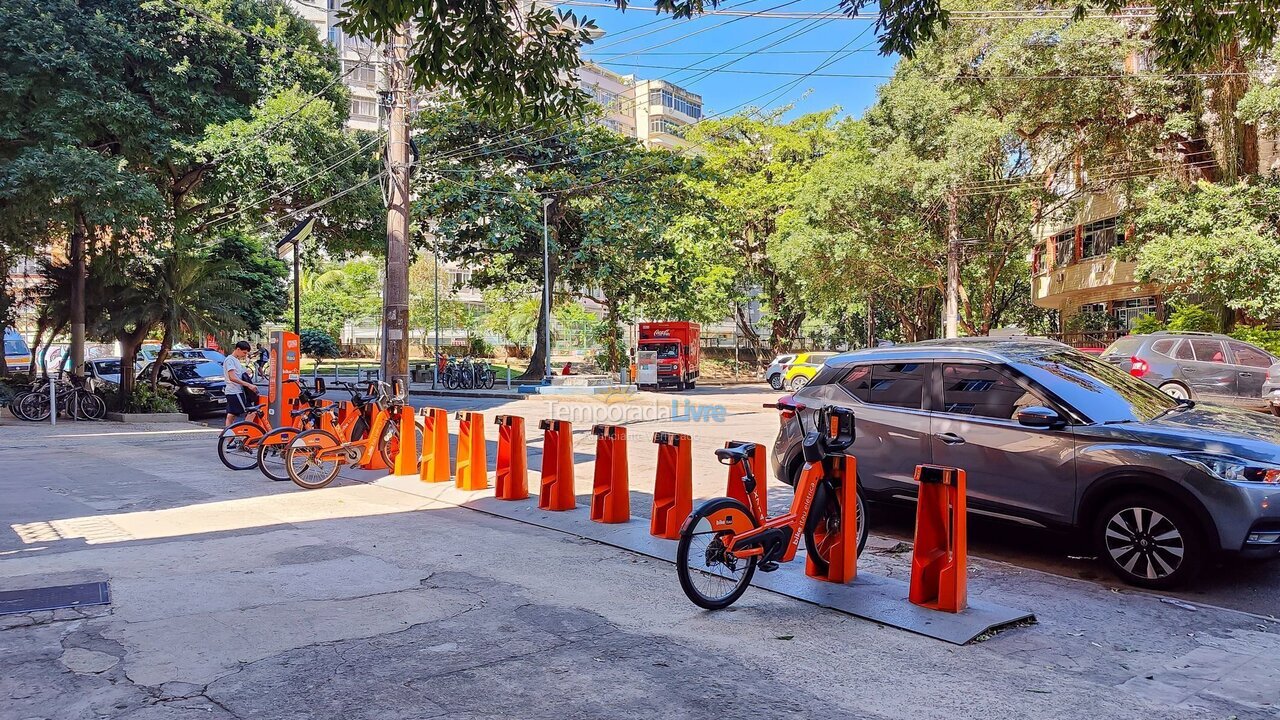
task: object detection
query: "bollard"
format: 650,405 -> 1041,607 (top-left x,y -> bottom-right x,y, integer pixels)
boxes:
590,425 -> 629,523
724,440 -> 767,519
908,464 -> 968,613
537,419 -> 576,511
454,411 -> 488,490
650,432 -> 692,539
494,415 -> 529,500
418,407 -> 450,483
803,455 -> 858,584
392,405 -> 420,476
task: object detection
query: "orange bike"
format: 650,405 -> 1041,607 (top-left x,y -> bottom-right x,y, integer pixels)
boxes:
255,379 -> 337,481
676,404 -> 867,609
283,380 -> 421,490
216,380 -> 326,471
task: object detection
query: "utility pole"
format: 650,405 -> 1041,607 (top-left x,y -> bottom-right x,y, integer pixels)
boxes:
432,231 -> 440,389
945,188 -> 960,339
381,22 -> 412,392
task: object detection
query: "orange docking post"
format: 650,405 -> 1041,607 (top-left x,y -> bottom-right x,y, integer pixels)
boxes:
419,407 -> 450,483
650,432 -> 692,539
590,425 -> 629,523
804,455 -> 858,584
454,411 -> 488,490
494,415 -> 529,500
908,464 -> 968,613
538,419 -> 576,511
392,406 -> 420,476
724,441 -> 767,519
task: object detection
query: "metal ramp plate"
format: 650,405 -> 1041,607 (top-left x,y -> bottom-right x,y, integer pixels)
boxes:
0,581 -> 111,616
401,480 -> 1034,645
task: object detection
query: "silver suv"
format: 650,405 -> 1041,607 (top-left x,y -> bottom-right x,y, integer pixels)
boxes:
770,339 -> 1280,588
1101,331 -> 1277,410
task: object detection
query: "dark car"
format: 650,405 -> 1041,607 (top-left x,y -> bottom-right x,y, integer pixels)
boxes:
770,338 -> 1280,588
1100,331 -> 1277,410
139,359 -> 229,416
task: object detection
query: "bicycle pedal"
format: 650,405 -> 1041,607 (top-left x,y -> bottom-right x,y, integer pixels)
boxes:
757,561 -> 779,573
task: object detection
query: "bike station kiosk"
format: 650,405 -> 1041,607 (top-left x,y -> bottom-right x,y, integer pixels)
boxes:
266,330 -> 300,429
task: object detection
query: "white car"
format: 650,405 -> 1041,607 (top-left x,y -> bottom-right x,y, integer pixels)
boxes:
762,354 -> 796,390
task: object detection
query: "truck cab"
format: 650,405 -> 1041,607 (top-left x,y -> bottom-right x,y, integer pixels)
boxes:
637,321 -> 700,390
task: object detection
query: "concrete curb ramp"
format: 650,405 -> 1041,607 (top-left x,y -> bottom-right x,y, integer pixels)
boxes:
393,479 -> 1035,645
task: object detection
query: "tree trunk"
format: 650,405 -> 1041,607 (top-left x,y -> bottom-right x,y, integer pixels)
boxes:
516,255 -> 559,382
116,326 -> 150,408
604,299 -> 621,373
150,323 -> 174,389
69,207 -> 87,372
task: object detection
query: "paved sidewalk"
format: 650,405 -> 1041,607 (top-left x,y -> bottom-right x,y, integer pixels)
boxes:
1,419 -> 1278,719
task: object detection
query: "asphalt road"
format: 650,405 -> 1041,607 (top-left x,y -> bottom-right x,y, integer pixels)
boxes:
197,382 -> 1280,618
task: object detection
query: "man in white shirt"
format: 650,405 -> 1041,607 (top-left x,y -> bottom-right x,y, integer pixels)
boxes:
223,341 -> 257,426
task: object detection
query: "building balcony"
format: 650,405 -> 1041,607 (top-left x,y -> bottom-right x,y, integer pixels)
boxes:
1031,254 -> 1152,310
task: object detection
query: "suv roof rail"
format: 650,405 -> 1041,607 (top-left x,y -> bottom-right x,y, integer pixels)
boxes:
1150,330 -> 1218,337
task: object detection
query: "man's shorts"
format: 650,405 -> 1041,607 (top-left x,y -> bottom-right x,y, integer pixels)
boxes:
226,393 -> 248,416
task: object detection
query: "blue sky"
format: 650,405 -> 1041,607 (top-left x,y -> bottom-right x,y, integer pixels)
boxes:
560,0 -> 900,120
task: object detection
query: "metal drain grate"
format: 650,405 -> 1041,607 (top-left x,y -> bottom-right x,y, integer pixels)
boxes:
0,582 -> 111,616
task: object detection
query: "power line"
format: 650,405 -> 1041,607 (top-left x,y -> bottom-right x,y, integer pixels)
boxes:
590,62 -> 1251,80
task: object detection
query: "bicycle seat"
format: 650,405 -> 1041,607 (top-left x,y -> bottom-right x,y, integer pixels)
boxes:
714,444 -> 756,464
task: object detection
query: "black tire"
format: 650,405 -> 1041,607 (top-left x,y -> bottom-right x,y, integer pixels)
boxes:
9,391 -> 34,421
217,422 -> 264,471
768,374 -> 784,390
1158,382 -> 1191,402
444,372 -> 458,390
378,418 -> 424,469
1094,493 -> 1205,589
285,429 -> 343,490
257,426 -> 303,481
77,392 -> 107,420
803,481 -> 869,576
484,369 -> 496,389
676,497 -> 759,610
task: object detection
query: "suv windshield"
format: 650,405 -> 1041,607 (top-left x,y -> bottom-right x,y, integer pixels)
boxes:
170,362 -> 224,381
94,360 -> 122,375
1101,336 -> 1143,358
1017,350 -> 1177,423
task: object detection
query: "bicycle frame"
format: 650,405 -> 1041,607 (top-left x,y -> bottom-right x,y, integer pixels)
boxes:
306,385 -> 396,466
718,459 -> 830,563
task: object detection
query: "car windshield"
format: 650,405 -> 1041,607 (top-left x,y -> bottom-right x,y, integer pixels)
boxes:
170,362 -> 224,381
94,361 -> 122,375
1016,350 -> 1177,423
653,343 -> 680,359
4,332 -> 28,354
1100,336 -> 1143,358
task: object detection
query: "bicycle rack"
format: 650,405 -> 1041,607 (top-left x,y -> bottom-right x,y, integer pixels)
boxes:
650,432 -> 692,540
909,464 -> 968,613
494,415 -> 529,501
418,407 -> 450,484
590,425 -> 629,524
392,406 -> 420,476
454,411 -> 488,491
803,455 -> 858,584
537,419 -> 576,511
724,441 -> 767,519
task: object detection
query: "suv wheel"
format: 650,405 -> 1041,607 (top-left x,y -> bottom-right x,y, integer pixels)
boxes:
1093,494 -> 1204,589
1159,382 -> 1191,401
768,373 -> 784,390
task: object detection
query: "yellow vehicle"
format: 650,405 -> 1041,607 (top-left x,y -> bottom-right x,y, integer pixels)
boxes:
781,352 -> 837,391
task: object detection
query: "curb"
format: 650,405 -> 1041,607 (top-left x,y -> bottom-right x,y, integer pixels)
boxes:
407,388 -> 530,401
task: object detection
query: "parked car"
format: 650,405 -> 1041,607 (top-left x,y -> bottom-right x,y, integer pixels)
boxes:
4,328 -> 31,373
138,359 -> 229,416
170,348 -> 226,362
1101,331 -> 1277,410
770,338 -> 1280,588
83,358 -> 123,387
1263,363 -> 1280,417
763,354 -> 797,390
781,352 -> 837,391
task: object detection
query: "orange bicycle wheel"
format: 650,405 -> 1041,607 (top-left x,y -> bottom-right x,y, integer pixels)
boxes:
285,429 -> 343,490
676,497 -> 759,610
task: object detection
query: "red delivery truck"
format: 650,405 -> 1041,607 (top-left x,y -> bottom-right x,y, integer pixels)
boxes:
637,321 -> 700,391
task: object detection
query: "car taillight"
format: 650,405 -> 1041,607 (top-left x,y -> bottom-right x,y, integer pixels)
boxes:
775,395 -> 804,427
1129,356 -> 1149,378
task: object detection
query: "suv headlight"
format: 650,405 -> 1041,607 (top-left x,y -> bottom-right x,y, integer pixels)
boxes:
181,386 -> 207,395
1175,453 -> 1280,485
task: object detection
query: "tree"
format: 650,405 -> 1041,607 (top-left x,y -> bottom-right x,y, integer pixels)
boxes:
1129,179 -> 1280,322
408,256 -> 468,354
301,259 -> 384,340
300,329 -> 340,361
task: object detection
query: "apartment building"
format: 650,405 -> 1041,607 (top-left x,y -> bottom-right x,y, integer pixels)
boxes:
577,63 -> 704,150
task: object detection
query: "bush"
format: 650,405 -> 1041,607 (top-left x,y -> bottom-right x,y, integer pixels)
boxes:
1065,309 -> 1120,333
1166,304 -> 1220,333
300,329 -> 339,359
466,336 -> 493,358
1229,325 -> 1280,356
103,384 -> 181,413
1129,314 -> 1164,335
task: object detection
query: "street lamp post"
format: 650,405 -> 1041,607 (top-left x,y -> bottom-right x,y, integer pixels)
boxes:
275,218 -> 316,335
432,233 -> 440,389
542,197 -> 554,385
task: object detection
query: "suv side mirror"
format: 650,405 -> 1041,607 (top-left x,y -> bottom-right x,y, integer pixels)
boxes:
1016,406 -> 1065,429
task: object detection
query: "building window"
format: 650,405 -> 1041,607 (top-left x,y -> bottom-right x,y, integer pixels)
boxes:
1032,242 -> 1046,274
350,99 -> 378,120
647,87 -> 702,119
648,116 -> 683,136
1052,229 -> 1074,268
1112,297 -> 1157,329
1081,217 -> 1120,259
343,60 -> 377,88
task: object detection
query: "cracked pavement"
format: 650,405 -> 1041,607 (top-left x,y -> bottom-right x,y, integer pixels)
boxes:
1,406 -> 1278,719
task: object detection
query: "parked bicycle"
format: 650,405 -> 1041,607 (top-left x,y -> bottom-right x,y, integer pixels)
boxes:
283,380 -> 422,490
216,379 -> 326,472
439,356 -> 496,390
8,375 -> 107,422
675,404 -> 867,610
